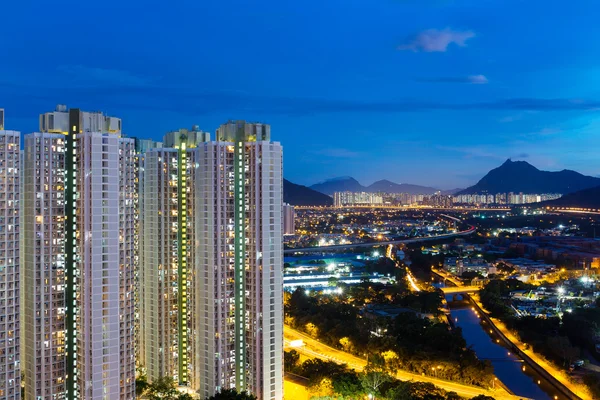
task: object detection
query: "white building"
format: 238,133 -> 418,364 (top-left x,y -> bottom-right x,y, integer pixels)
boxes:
333,191 -> 384,207
141,129 -> 206,385
283,203 -> 295,235
193,121 -> 283,400
0,126 -> 21,399
139,121 -> 284,399
23,105 -> 135,399
134,137 -> 162,370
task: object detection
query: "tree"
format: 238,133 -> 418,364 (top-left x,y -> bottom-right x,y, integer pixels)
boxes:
470,396 -> 495,400
146,376 -> 179,400
206,388 -> 257,400
331,371 -> 364,398
546,336 -> 580,367
360,355 -> 391,399
387,381 -> 447,400
284,350 -> 300,372
136,374 -> 149,397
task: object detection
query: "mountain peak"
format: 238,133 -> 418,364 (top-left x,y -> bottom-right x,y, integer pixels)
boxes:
458,160 -> 598,195
321,176 -> 358,183
310,177 -> 365,195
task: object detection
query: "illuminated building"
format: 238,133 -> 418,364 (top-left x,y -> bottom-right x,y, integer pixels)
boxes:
453,192 -> 561,205
193,121 -> 283,400
0,123 -> 21,399
140,122 -> 283,399
141,128 -> 207,385
23,105 -> 135,399
283,203 -> 295,235
422,192 -> 453,208
333,191 -> 383,207
133,137 -> 162,369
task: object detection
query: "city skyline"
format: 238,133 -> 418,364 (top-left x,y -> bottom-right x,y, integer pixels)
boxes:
2,1 -> 600,188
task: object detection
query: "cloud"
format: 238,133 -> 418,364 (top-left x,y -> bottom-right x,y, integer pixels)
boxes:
57,65 -> 152,87
416,74 -> 488,84
516,153 -> 530,158
398,28 -> 475,52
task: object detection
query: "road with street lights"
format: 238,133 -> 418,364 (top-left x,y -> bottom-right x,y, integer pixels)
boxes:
284,325 -> 528,400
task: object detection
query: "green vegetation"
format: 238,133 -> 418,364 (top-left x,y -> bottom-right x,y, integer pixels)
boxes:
287,353 -> 492,400
478,279 -> 534,319
286,286 -> 494,388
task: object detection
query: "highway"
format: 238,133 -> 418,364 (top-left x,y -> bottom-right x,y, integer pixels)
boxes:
295,205 -> 511,211
284,325 -> 528,400
284,225 -> 476,254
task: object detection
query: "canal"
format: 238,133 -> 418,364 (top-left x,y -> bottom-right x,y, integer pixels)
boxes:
448,302 -> 555,399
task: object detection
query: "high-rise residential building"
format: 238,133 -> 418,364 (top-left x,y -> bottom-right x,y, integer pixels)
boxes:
333,191 -> 384,207
141,128 -> 206,385
283,203 -> 295,235
133,137 -> 162,369
139,121 -> 283,400
0,122 -> 21,399
0,108 -> 5,130
23,105 -> 135,400
193,121 -> 283,400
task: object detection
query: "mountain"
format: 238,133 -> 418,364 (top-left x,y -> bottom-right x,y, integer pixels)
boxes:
458,159 -> 600,195
441,188 -> 463,195
542,185 -> 600,209
284,179 -> 333,206
366,179 -> 439,195
310,177 -> 365,195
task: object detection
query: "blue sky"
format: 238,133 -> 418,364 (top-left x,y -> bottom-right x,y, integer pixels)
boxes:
1,0 -> 600,189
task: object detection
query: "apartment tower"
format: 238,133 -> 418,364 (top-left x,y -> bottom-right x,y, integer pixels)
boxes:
23,105 -> 135,399
0,115 -> 21,399
193,121 -> 283,400
140,122 -> 283,399
141,128 -> 207,385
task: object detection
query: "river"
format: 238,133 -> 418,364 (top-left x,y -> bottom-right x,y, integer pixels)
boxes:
434,276 -> 572,400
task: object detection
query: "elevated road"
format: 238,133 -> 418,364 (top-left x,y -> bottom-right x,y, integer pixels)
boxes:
284,326 -> 528,400
284,225 -> 475,254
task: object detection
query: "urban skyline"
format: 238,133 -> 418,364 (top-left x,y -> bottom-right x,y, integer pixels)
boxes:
2,1 -> 600,188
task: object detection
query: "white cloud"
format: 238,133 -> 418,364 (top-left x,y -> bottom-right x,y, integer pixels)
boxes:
398,28 -> 475,52
468,74 -> 488,84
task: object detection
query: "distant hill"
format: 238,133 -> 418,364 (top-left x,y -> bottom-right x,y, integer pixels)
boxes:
458,159 -> 600,195
310,176 -> 443,195
310,177 -> 365,195
441,188 -> 463,195
284,179 -> 333,206
366,179 -> 438,195
542,185 -> 600,209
